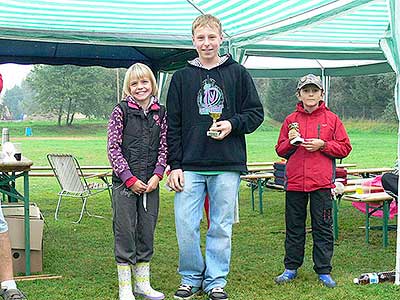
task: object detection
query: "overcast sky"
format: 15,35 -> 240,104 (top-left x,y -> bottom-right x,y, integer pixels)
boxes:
0,63 -> 33,96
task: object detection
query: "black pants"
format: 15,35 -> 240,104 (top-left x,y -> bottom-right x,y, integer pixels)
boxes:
381,173 -> 398,199
112,183 -> 159,265
284,189 -> 333,274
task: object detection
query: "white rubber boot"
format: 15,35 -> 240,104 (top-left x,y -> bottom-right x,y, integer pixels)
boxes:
133,262 -> 165,300
117,264 -> 136,300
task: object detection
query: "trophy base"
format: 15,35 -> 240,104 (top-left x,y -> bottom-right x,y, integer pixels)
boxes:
290,136 -> 304,145
207,130 -> 220,137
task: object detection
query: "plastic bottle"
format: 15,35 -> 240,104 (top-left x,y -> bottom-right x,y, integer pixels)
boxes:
1,128 -> 9,145
353,271 -> 395,285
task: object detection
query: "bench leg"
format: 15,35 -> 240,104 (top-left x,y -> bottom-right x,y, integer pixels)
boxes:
366,203 -> 370,244
383,201 -> 389,247
257,179 -> 263,214
251,184 -> 255,211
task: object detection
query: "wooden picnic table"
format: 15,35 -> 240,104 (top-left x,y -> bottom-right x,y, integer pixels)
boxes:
240,173 -> 274,214
31,165 -> 111,171
0,157 -> 33,275
247,162 -> 274,167
346,167 -> 393,178
246,162 -> 356,168
247,166 -> 274,173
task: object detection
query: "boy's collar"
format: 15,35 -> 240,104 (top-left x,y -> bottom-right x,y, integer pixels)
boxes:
188,54 -> 229,69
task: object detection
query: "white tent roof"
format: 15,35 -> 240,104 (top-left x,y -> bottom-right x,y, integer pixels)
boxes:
0,0 -> 397,76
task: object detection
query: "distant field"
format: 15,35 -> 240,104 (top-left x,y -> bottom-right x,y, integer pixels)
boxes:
2,118 -> 397,167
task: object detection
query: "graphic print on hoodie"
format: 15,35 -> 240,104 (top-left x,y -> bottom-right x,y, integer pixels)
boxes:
197,75 -> 224,115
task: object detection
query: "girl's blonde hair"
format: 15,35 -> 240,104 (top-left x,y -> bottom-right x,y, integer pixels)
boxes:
122,63 -> 158,100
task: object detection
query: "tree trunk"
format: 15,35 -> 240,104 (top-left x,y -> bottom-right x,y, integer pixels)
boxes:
66,97 -> 73,126
57,103 -> 63,126
69,113 -> 75,125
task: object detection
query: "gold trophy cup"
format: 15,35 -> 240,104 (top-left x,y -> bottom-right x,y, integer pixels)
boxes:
207,112 -> 222,137
288,122 -> 304,145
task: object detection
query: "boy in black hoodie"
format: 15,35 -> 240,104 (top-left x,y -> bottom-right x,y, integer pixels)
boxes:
167,14 -> 264,300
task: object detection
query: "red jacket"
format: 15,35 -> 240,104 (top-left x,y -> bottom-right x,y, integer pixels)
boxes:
276,101 -> 352,192
0,73 -> 3,92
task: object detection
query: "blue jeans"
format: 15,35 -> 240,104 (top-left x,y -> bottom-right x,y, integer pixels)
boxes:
0,202 -> 8,233
174,171 -> 241,293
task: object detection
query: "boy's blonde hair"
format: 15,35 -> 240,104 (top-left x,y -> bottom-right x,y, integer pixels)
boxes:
122,63 -> 158,99
192,14 -> 222,35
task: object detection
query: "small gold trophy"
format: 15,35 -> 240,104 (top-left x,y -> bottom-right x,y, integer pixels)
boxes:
288,122 -> 304,145
207,112 -> 222,137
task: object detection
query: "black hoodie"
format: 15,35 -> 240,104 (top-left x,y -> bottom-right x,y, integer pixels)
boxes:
166,55 -> 264,173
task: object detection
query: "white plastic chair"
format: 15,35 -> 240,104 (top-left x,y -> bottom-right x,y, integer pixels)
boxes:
47,153 -> 112,223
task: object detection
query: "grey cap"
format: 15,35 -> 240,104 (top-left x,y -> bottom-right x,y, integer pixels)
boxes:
297,74 -> 323,90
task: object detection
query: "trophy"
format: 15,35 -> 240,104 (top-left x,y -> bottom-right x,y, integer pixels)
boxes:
288,122 -> 304,145
207,111 -> 222,137
197,76 -> 224,137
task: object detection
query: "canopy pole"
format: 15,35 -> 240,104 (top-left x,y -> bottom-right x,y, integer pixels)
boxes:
116,68 -> 120,103
316,59 -> 330,106
380,0 -> 400,285
156,71 -> 168,102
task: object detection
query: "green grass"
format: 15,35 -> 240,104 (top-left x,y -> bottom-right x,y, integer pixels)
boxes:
2,119 -> 400,299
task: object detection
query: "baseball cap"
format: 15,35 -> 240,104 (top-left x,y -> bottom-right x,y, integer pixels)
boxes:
297,74 -> 323,90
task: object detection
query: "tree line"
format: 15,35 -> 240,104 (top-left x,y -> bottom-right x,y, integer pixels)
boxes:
1,65 -> 397,125
255,73 -> 396,122
2,65 -> 124,125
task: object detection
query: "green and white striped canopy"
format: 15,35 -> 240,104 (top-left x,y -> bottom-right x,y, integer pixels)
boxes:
0,0 -> 398,76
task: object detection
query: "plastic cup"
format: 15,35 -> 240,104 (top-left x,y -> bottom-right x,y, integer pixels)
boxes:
355,185 -> 363,194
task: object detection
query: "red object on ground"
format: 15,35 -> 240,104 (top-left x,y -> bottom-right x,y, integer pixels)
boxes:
204,194 -> 210,229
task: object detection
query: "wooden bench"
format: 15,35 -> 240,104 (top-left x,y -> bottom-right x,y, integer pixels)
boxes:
334,192 -> 394,247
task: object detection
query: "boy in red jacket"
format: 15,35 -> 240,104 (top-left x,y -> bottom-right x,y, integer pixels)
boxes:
275,74 -> 352,288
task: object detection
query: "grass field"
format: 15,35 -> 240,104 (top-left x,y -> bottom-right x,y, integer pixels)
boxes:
2,119 -> 400,299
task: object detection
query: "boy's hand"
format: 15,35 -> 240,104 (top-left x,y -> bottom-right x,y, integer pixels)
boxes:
146,175 -> 160,193
167,169 -> 184,192
211,120 -> 232,140
302,138 -> 325,152
131,180 -> 148,195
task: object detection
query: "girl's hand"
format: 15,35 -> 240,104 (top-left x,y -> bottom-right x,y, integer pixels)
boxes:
131,180 -> 148,195
145,175 -> 160,193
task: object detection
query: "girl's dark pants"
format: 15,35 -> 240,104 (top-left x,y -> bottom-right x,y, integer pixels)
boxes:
112,184 -> 159,265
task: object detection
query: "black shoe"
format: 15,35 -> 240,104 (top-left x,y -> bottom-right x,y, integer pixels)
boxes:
208,287 -> 228,300
173,284 -> 202,300
0,288 -> 27,300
